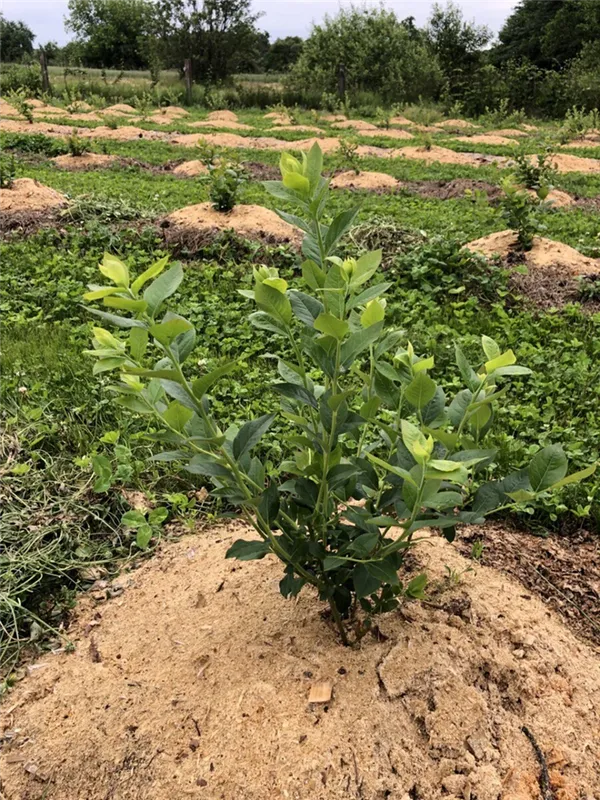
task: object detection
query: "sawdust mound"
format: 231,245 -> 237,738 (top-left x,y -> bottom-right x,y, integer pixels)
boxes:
368,128 -> 414,141
265,112 -> 291,124
52,153 -> 117,171
25,98 -> 45,108
490,128 -> 528,137
437,118 -> 478,129
466,231 -> 600,275
190,120 -> 252,131
330,170 -> 399,191
162,202 -> 301,246
66,112 -> 104,122
101,103 -> 137,115
548,153 -> 600,174
207,110 -> 238,122
390,115 -> 413,126
85,126 -> 162,141
355,144 -> 397,158
268,124 -> 323,134
456,134 -> 516,147
34,106 -> 66,117
562,137 -> 600,149
397,146 -> 483,166
0,178 -> 67,215
321,113 -> 346,122
537,188 -> 574,208
332,119 -> 378,131
171,160 -> 209,177
1,524 -> 598,800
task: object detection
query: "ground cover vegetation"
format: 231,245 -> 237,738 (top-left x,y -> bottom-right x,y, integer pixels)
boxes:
1,96 -> 599,673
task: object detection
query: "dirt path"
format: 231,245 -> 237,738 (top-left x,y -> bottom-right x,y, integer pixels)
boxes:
1,523 -> 598,800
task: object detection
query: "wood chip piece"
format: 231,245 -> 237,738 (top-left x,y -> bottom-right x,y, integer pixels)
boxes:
308,680 -> 333,704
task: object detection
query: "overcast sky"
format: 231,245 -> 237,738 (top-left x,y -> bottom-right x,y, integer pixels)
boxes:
1,0 -> 518,46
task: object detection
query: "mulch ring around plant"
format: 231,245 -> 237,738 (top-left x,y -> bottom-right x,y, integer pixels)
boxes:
0,178 -> 68,234
51,153 -> 118,171
160,202 -> 302,251
455,522 -> 600,648
1,523 -> 599,799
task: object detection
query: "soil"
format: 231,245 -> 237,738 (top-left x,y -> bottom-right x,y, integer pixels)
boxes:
331,119 -> 378,131
34,106 -> 67,117
264,112 -> 291,124
52,153 -> 117,171
390,115 -> 413,126
455,523 -> 600,648
101,104 -> 137,115
397,146 -> 488,167
547,153 -> 600,174
82,126 -> 164,141
455,134 -> 516,147
67,112 -> 104,122
330,170 -> 400,191
1,524 -> 598,800
171,132 -> 341,153
190,120 -> 253,131
162,202 -> 302,247
171,160 -> 209,177
436,119 -> 479,130
561,137 -> 600,149
536,188 -> 574,208
268,125 -> 323,134
25,98 -> 45,108
0,178 -> 67,215
320,113 -> 346,122
368,129 -> 414,141
207,111 -> 238,122
242,161 -> 281,181
401,178 -> 503,202
355,144 -> 397,158
510,264 -> 600,311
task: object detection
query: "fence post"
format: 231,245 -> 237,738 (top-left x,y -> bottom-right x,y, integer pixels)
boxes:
337,63 -> 346,100
40,50 -> 51,94
184,58 -> 193,106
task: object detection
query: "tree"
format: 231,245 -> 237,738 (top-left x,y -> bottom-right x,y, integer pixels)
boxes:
0,14 -> 35,62
38,41 -> 62,63
155,0 -> 265,80
286,6 -> 442,103
265,36 -> 303,72
426,2 -> 492,76
65,0 -> 157,69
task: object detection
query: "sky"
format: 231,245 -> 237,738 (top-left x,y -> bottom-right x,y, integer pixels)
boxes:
1,0 -> 518,46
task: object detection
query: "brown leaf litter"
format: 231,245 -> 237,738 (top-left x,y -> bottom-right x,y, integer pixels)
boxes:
161,202 -> 302,248
0,524 -> 597,799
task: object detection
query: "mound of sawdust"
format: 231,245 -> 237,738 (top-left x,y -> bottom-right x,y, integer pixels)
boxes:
321,113 -> 346,122
490,128 -> 528,137
52,153 -> 117,171
330,170 -> 399,190
67,112 -> 104,122
456,134 -> 516,146
355,144 -> 396,158
171,160 -> 209,177
25,98 -> 45,108
268,124 -> 323,134
190,120 -> 252,131
0,103 -> 21,117
0,178 -> 67,214
207,110 -> 238,122
390,115 -> 413,126
162,105 -> 189,117
85,126 -> 163,141
548,153 -> 600,174
466,230 -> 600,274
368,128 -> 414,141
163,202 -> 301,245
264,112 -> 291,124
1,523 -> 598,800
34,105 -> 65,117
437,118 -> 478,129
561,137 -> 600,149
537,188 -> 574,208
101,103 -> 137,115
397,146 -> 482,166
332,119 -> 378,131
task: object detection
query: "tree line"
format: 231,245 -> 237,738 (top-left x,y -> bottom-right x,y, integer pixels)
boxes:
1,0 -> 599,115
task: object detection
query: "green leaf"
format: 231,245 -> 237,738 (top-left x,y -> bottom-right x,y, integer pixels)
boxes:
162,400 -> 193,432
493,365 -> 532,377
528,445 -> 568,492
233,413 -> 276,460
83,286 -> 122,301
347,282 -> 391,310
350,250 -> 382,288
324,205 -> 360,254
121,510 -> 147,529
192,362 -> 236,399
144,263 -> 184,316
314,312 -> 349,340
366,453 -> 416,485
481,335 -> 500,360
185,455 -> 231,478
91,454 -> 112,493
136,524 -> 153,549
87,308 -> 146,328
273,382 -> 318,409
131,256 -> 169,293
546,463 -> 596,491
404,372 -> 437,409
454,343 -> 479,391
323,555 -> 347,571
149,317 -> 193,346
255,280 -> 292,325
283,171 -> 310,194
129,327 -> 148,361
302,258 -> 325,290
405,573 -> 427,599
360,299 -> 385,328
225,539 -> 271,561
99,253 -> 129,287
485,349 -> 516,374
305,142 -> 323,191
103,297 -> 147,313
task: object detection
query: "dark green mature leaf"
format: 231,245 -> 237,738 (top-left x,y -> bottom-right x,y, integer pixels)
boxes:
233,413 -> 276,460
144,263 -> 184,316
289,290 -> 323,325
528,445 -> 568,492
324,205 -> 360,254
226,539 -> 271,561
341,322 -> 383,368
455,343 -> 480,391
87,307 -> 146,328
192,362 -> 237,399
273,382 -> 318,409
258,483 -> 280,526
185,456 -> 231,478
404,372 -> 437,409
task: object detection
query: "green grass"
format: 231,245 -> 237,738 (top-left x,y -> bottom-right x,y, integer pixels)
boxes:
1,114 -> 599,677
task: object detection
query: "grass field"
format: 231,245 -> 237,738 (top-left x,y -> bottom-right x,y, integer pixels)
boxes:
1,102 -> 600,676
